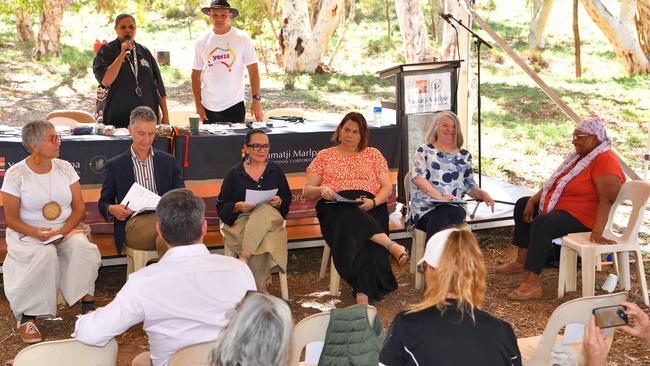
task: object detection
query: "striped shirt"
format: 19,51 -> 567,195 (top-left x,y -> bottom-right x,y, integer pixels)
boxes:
130,146 -> 158,194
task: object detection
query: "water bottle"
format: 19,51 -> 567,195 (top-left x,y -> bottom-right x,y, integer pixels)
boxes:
373,106 -> 382,127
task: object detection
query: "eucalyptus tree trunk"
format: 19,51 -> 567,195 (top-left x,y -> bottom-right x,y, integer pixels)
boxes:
529,0 -> 555,50
395,0 -> 436,62
636,0 -> 650,58
440,0 -> 463,60
16,9 -> 34,43
280,0 -> 344,72
33,0 -> 65,60
580,0 -> 650,75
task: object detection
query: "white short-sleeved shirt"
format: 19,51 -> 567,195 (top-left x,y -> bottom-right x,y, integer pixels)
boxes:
192,27 -> 258,111
1,158 -> 79,227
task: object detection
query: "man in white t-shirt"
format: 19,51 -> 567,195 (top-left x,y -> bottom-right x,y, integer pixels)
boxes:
191,0 -> 263,124
75,189 -> 256,366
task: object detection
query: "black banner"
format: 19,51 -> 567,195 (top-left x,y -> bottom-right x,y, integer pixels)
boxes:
175,124 -> 401,180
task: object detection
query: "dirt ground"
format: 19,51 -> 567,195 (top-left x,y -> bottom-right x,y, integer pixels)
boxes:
0,228 -> 649,365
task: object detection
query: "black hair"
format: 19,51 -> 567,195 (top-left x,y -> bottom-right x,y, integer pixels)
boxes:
114,13 -> 136,27
242,129 -> 268,162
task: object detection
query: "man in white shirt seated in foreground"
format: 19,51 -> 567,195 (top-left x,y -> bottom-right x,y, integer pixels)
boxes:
74,188 -> 256,366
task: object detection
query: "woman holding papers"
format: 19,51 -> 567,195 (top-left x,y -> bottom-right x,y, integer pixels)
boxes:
217,129 -> 292,292
407,111 -> 494,241
303,112 -> 409,305
0,120 -> 101,344
498,117 -> 625,301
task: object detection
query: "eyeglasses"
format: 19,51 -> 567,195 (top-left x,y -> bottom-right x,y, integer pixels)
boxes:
246,143 -> 271,151
47,134 -> 61,144
119,25 -> 135,30
572,133 -> 591,141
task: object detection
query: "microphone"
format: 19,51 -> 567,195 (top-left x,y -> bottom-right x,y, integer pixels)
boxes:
438,12 -> 452,24
123,34 -> 132,57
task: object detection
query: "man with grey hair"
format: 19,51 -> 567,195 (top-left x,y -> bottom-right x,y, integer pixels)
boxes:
75,189 -> 256,366
98,106 -> 184,255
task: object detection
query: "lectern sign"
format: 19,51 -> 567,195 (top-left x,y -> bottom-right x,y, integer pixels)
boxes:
403,71 -> 452,114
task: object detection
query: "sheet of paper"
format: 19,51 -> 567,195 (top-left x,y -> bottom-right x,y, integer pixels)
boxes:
562,323 -> 614,345
334,192 -> 363,204
20,234 -> 63,245
120,183 -> 161,212
430,199 -> 467,204
304,341 -> 324,365
245,188 -> 278,205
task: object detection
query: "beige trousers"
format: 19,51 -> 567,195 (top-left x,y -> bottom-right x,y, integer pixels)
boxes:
125,213 -> 168,257
221,204 -> 287,283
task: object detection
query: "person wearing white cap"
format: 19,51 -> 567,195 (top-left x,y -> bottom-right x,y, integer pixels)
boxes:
379,228 -> 521,366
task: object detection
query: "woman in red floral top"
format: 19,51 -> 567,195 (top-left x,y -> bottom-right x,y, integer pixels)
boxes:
304,112 -> 409,304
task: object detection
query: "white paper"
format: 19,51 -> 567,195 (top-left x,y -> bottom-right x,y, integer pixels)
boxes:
120,183 -> 161,213
304,341 -> 324,365
245,189 -> 278,205
333,192 -> 363,204
20,234 -> 63,245
562,323 -> 614,345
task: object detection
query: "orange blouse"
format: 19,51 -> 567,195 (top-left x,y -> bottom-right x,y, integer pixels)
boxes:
307,147 -> 389,195
543,150 -> 625,228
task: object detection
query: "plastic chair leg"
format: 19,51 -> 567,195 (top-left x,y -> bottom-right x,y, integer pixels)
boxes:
567,249 -> 578,292
558,246 -> 568,299
279,271 -> 289,301
329,257 -> 340,296
581,253 -> 597,297
634,250 -> 649,306
320,245 -> 330,280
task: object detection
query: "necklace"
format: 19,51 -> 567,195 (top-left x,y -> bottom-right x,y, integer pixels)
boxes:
127,46 -> 142,98
31,158 -> 62,220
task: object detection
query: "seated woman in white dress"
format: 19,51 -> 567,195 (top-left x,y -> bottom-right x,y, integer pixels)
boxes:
1,120 -> 102,344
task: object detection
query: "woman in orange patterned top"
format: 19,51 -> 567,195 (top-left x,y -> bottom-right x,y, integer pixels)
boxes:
304,112 -> 409,304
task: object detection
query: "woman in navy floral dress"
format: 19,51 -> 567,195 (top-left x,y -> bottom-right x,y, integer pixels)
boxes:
407,111 -> 495,241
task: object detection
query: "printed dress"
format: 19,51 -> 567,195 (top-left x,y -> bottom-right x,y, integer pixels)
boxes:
407,144 -> 478,229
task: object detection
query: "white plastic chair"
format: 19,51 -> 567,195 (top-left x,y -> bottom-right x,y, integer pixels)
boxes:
220,223 -> 290,301
288,305 -> 377,366
46,110 -> 95,124
13,338 -> 118,366
557,180 -> 650,306
125,245 -> 159,279
319,245 -> 341,296
264,108 -> 306,122
169,341 -> 216,366
517,292 -> 627,366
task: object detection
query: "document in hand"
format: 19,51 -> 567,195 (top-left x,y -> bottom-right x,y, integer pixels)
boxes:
245,189 -> 278,205
20,234 -> 64,245
325,192 -> 363,205
430,199 -> 467,204
120,183 -> 161,217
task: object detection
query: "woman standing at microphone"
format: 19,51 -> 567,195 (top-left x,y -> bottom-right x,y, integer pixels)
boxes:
93,14 -> 169,127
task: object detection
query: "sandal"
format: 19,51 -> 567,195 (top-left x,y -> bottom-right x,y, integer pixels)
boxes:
385,241 -> 410,266
507,282 -> 543,301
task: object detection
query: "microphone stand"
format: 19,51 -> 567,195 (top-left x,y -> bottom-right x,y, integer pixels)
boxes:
445,13 -> 492,188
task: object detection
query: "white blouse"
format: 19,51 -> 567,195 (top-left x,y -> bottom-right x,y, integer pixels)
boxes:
1,158 -> 79,227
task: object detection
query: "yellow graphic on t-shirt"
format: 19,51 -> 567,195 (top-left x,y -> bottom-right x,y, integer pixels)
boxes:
207,45 -> 237,72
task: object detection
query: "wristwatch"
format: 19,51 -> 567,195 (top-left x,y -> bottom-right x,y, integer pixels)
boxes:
252,94 -> 262,101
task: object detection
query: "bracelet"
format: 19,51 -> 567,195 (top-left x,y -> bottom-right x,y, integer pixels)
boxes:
371,198 -> 377,208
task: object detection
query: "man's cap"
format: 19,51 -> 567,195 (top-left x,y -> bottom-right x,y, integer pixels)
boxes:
417,228 -> 460,269
201,0 -> 239,18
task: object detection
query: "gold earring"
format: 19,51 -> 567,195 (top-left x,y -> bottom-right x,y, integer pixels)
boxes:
33,152 -> 40,165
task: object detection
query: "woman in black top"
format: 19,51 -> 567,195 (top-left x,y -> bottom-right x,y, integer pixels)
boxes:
380,228 -> 521,366
92,14 -> 168,127
217,129 -> 292,292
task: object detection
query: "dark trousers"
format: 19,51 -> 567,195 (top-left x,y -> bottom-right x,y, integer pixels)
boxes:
415,205 -> 466,242
513,196 -> 590,275
204,101 -> 245,124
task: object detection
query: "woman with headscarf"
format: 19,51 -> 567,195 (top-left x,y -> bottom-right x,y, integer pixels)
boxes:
497,117 -> 625,300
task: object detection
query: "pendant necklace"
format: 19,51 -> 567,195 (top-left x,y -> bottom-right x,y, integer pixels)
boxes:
128,46 -> 143,98
34,159 -> 61,220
